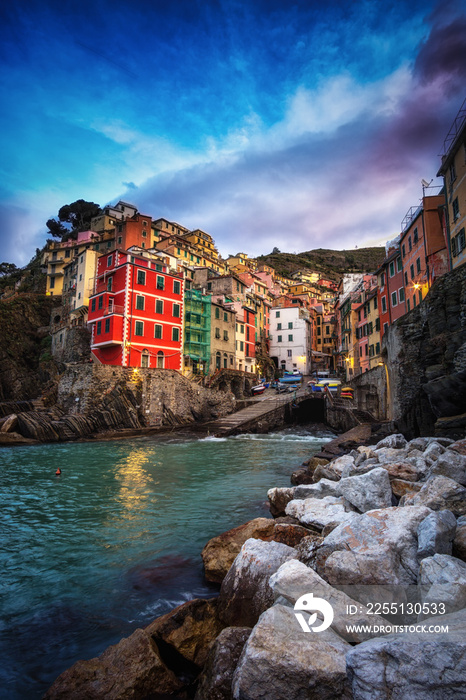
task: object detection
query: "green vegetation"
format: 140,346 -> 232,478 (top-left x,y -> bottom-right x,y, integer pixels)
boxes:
46,199 -> 102,240
258,246 -> 386,280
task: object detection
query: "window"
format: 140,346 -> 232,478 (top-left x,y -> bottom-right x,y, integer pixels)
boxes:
416,257 -> 421,273
376,342 -> 380,354
408,236 -> 412,251
105,318 -> 110,333
288,334 -> 293,341
288,322 -> 293,329
373,296 -> 378,310
154,324 -> 162,339
173,303 -> 180,318
365,344 -> 368,356
118,236 -> 122,245
240,341 -> 244,351
224,312 -> 228,322
207,282 -> 212,291
391,291 -> 397,307
375,317 -> 380,331
358,310 -> 362,322
413,296 -> 416,307
453,197 -> 460,221
389,261 -> 395,277
405,272 -> 408,286
381,296 -> 387,313
136,295 -> 145,310
157,351 -> 164,369
380,273 -> 385,288
452,235 -> 458,256
142,230 -> 147,238
240,324 -> 244,333
107,276 -> 113,292
410,264 -> 414,279
156,300 -> 163,314
137,269 -> 146,285
155,264 -> 163,271
419,290 -> 423,305
399,287 -> 405,302
172,327 -> 179,342
277,322 -> 282,330
91,298 -> 96,312
173,280 -> 181,295
456,228 -> 466,254
276,310 -> 280,318
396,257 -> 402,272
215,327 -> 220,339
383,322 -> 388,334
96,321 -> 101,335
402,244 -> 406,257
407,299 -> 411,311
317,327 -> 321,336
135,321 -> 144,336
413,228 -> 418,244
215,307 -> 220,319
157,275 -> 164,290
277,335 -> 282,342
449,161 -> 457,183
107,255 -> 112,267
287,350 -> 292,357
98,295 -> 103,309
223,331 -> 229,341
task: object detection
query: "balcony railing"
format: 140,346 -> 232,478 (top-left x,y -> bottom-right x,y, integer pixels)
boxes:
103,305 -> 124,315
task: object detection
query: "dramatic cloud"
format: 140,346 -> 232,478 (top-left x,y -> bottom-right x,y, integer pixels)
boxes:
1,0 -> 465,265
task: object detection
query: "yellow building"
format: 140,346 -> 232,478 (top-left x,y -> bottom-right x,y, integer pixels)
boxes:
183,229 -> 219,261
42,231 -> 100,296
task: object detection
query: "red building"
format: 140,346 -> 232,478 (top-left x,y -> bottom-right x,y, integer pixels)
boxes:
115,213 -> 154,250
377,246 -> 406,338
87,247 -> 184,369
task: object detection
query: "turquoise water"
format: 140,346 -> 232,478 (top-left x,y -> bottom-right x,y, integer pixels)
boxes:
0,426 -> 333,699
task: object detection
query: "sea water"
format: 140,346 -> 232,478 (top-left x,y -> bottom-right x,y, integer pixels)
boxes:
0,425 -> 334,699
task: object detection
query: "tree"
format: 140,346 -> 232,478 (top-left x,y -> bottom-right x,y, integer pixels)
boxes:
271,247 -> 281,254
46,199 -> 102,240
0,262 -> 18,276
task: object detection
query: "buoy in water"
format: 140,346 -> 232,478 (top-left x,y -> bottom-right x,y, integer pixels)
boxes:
56,468 -> 61,476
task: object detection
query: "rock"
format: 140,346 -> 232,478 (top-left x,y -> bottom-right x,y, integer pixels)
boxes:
295,533 -> 324,565
145,598 -> 222,668
374,447 -> 408,464
357,445 -> 377,459
271,523 -> 313,548
201,518 -> 276,583
453,518 -> 466,561
290,467 -> 313,485
218,538 -> 297,627
407,437 -> 429,452
267,487 -> 295,517
403,475 -> 466,516
390,479 -> 423,499
346,608 -> 466,700
0,414 -> 18,433
449,438 -> 466,456
286,496 -> 359,531
375,433 -> 407,450
231,604 -> 352,700
302,455 -> 330,469
314,506 -> 432,586
269,559 -> 388,643
403,449 -> 430,479
339,467 -> 392,513
43,628 -> 183,700
423,440 -> 446,463
312,464 -> 342,482
293,480 -> 341,500
0,431 -> 38,445
417,510 -> 457,559
194,627 -> 251,700
326,454 -> 355,476
428,450 -> 466,486
381,461 -> 420,482
419,554 -> 466,615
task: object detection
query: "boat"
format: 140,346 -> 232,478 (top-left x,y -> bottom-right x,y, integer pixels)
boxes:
251,384 -> 265,395
280,373 -> 303,383
310,380 -> 341,393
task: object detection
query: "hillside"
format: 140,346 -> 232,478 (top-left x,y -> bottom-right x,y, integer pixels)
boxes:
257,246 -> 386,281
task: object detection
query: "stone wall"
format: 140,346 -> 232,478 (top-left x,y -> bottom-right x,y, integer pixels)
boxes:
383,264 -> 466,439
57,365 -> 236,428
349,365 -> 387,420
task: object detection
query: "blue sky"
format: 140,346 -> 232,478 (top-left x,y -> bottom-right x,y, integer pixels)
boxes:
1,0 -> 465,266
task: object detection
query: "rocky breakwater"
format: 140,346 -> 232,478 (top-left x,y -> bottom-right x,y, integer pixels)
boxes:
43,432 -> 466,699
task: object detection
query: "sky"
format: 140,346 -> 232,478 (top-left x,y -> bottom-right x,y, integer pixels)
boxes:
1,0 -> 465,267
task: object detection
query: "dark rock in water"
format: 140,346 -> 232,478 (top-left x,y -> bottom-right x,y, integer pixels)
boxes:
43,627 -> 184,700
146,598 -> 223,669
128,555 -> 196,593
194,626 -> 251,700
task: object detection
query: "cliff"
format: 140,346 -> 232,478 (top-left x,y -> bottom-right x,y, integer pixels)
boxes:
0,294 -> 59,401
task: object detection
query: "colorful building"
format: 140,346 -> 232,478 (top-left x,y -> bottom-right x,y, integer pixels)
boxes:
377,245 -> 406,338
87,247 -> 184,368
437,98 -> 466,270
269,306 -> 312,375
183,289 -> 211,376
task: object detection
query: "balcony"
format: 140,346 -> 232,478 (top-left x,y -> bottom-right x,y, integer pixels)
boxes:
104,305 -> 124,315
